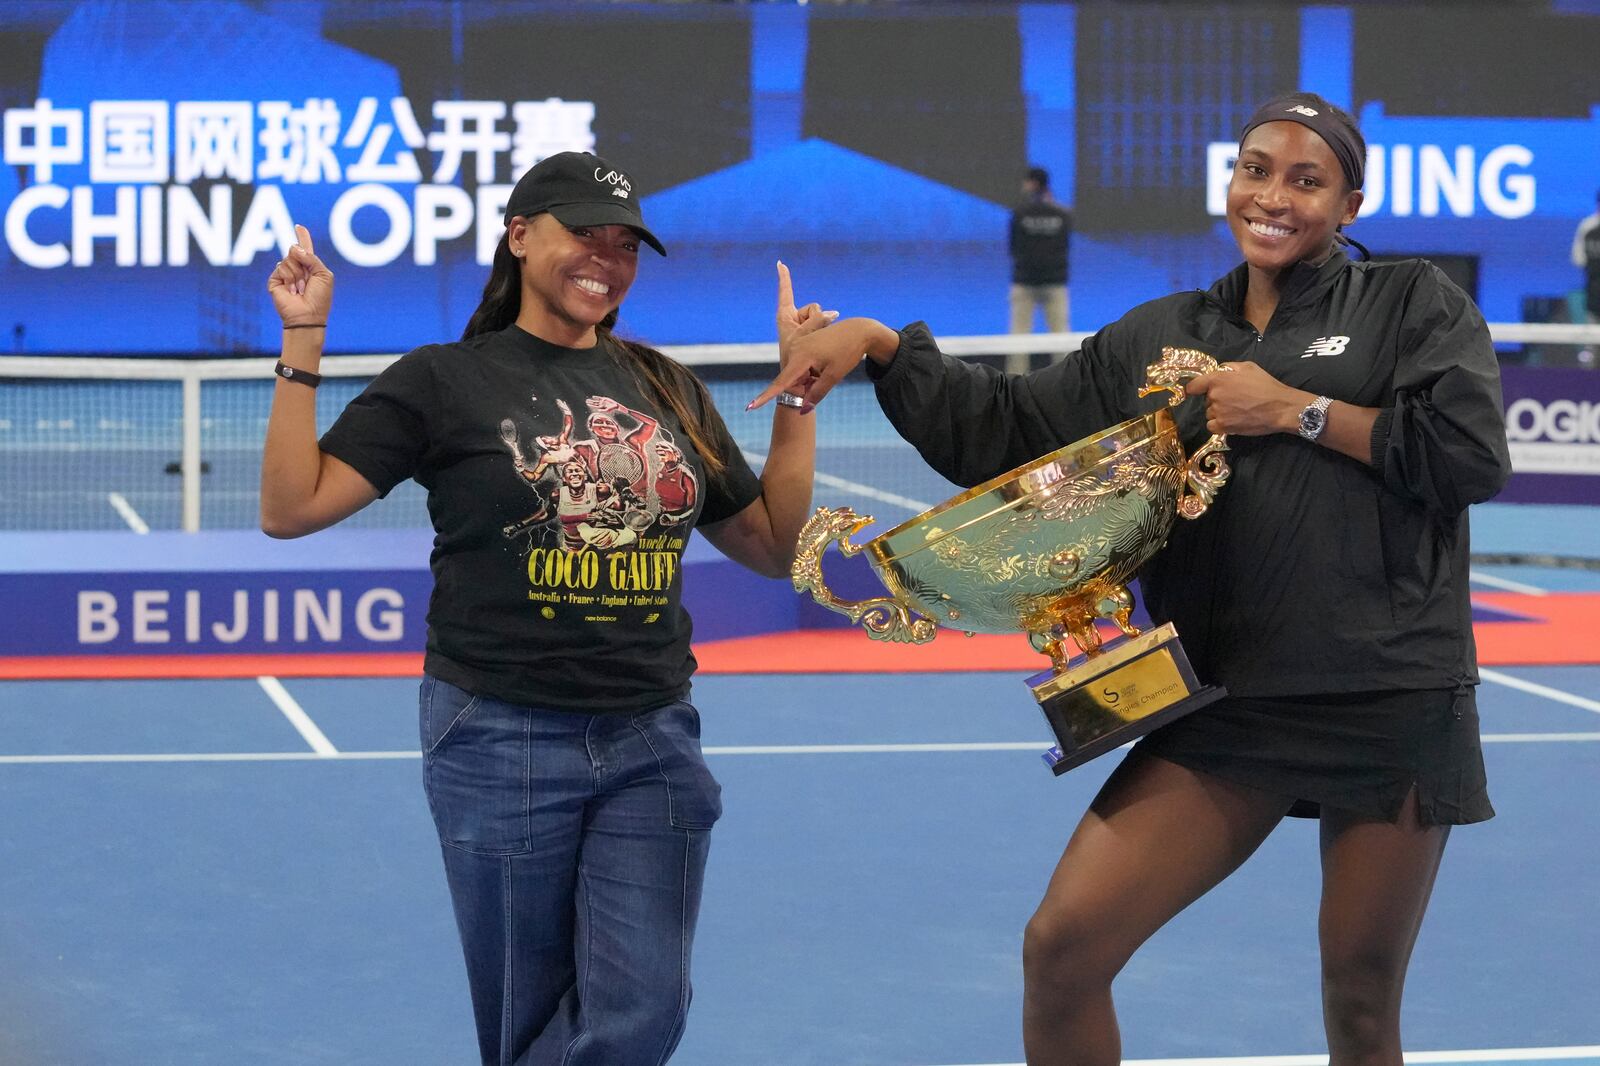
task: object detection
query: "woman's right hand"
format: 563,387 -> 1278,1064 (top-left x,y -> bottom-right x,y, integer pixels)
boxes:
267,224 -> 334,327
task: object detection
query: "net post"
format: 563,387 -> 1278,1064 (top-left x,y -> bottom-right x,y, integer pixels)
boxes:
181,373 -> 202,532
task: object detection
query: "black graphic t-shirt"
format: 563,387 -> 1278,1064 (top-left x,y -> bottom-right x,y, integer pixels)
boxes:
319,325 -> 762,713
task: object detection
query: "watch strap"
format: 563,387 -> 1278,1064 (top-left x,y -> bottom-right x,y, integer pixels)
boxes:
1298,395 -> 1333,440
274,361 -> 322,388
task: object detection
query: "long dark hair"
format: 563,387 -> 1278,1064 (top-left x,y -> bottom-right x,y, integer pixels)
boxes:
462,232 -> 731,481
461,235 -> 522,340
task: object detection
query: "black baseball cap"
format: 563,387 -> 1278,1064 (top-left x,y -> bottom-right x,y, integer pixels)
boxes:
502,151 -> 666,256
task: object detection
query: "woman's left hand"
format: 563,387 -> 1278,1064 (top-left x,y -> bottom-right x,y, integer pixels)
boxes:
1185,361 -> 1305,437
267,224 -> 333,326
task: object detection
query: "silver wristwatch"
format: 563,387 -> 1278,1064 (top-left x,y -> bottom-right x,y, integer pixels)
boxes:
1298,395 -> 1333,441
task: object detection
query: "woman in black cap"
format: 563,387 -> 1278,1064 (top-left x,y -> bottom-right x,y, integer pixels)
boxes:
753,93 -> 1510,1064
262,151 -> 827,1065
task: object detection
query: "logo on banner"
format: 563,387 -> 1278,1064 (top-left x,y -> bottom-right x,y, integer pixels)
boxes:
2,95 -> 600,269
1504,397 -> 1600,477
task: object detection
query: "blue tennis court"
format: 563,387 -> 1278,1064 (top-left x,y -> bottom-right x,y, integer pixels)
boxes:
2,556 -> 1597,1064
3,369 -> 1597,1065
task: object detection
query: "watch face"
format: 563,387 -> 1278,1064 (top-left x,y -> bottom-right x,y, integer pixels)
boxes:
1300,403 -> 1327,438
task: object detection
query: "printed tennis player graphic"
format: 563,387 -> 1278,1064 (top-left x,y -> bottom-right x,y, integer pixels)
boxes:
497,393 -> 694,614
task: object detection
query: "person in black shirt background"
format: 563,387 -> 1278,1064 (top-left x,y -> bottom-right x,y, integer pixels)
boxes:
1569,187 -> 1600,323
1009,165 -> 1073,335
262,152 -> 828,1065
754,94 -> 1510,1066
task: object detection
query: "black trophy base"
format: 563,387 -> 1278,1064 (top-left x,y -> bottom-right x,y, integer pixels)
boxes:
1041,684 -> 1226,775
1027,623 -> 1226,776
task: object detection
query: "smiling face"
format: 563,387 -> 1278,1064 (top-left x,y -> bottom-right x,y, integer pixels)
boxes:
1226,121 -> 1363,281
509,213 -> 641,347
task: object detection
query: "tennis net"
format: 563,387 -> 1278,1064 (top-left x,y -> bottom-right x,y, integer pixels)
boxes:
0,323 -> 1586,533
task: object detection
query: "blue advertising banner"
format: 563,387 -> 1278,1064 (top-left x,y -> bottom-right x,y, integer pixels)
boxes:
0,528 -> 793,658
1500,366 -> 1600,505
4,1 -> 1600,352
0,569 -> 427,655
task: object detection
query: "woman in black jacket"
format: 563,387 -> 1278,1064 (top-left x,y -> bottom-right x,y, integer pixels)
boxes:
753,93 -> 1511,1065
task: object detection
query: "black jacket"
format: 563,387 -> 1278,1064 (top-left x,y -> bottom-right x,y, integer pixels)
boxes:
869,250 -> 1512,697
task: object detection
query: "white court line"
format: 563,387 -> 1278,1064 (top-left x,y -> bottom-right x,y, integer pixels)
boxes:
812,471 -> 933,514
932,1047 -> 1600,1066
256,675 -> 339,755
922,1045 -> 1600,1066
743,449 -> 934,515
706,741 -> 1046,755
4,733 -> 1598,766
1469,569 -> 1549,595
1483,732 -> 1600,743
1481,668 -> 1600,717
0,750 -> 409,764
106,492 -> 149,534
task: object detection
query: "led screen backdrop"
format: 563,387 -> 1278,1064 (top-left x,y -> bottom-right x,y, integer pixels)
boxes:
1,0 -> 1597,354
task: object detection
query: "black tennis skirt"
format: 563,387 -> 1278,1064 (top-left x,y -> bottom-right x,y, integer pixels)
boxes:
1133,686 -> 1494,826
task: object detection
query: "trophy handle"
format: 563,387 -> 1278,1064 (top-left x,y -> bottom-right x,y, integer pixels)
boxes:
1136,346 -> 1235,520
1177,434 -> 1231,518
791,506 -> 938,644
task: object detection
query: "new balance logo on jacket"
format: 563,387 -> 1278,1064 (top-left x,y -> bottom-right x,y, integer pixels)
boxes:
1303,335 -> 1350,358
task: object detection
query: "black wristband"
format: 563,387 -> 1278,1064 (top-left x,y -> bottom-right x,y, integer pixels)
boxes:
282,323 -> 326,330
274,361 -> 322,388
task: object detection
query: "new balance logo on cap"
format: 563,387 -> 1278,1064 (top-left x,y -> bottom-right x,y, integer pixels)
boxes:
501,152 -> 665,255
1285,105 -> 1319,117
1303,336 -> 1350,358
594,167 -> 632,198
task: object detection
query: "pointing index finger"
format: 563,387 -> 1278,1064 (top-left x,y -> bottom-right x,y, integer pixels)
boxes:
747,363 -> 811,411
776,260 -> 795,317
295,223 -> 315,255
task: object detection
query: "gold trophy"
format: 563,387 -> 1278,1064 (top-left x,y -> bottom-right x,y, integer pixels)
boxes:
793,348 -> 1232,775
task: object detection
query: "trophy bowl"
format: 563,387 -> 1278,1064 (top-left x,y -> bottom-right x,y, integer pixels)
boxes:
793,347 -> 1234,774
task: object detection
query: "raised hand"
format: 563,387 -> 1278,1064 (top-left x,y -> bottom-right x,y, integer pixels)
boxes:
767,261 -> 836,411
751,261 -> 863,412
267,224 -> 333,327
775,260 -> 836,351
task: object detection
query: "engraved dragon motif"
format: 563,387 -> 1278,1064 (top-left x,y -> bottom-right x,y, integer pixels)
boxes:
1138,346 -> 1224,405
791,506 -> 938,644
1137,346 -> 1233,518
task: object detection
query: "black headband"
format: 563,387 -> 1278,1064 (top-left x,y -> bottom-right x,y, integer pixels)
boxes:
1239,98 -> 1364,191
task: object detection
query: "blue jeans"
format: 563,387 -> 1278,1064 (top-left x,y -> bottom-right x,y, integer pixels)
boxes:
419,675 -> 722,1066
